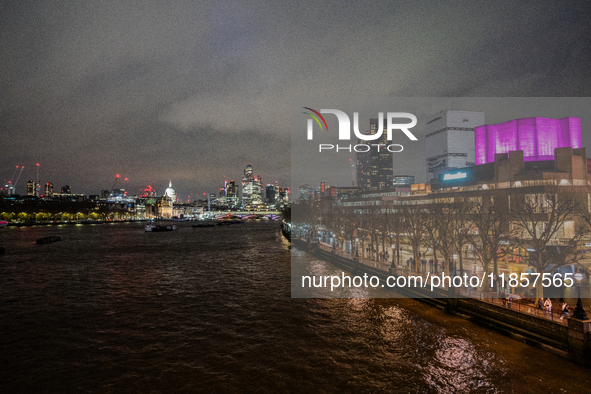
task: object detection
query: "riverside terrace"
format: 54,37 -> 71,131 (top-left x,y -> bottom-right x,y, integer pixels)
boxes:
292,237 -> 591,366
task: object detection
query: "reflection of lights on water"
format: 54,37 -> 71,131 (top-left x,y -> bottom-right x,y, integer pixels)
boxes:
426,337 -> 497,391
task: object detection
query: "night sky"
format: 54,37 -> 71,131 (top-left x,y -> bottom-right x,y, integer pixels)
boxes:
2,1 -> 591,200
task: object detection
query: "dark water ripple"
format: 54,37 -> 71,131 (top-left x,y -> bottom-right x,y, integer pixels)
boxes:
1,222 -> 590,393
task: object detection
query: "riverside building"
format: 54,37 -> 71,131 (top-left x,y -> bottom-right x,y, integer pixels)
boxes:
336,116 -> 591,265
425,110 -> 485,182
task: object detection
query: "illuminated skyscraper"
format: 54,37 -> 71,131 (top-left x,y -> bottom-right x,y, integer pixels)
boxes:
241,164 -> 263,207
44,182 -> 53,197
27,180 -> 36,196
355,118 -> 393,191
265,184 -> 276,204
225,180 -> 238,207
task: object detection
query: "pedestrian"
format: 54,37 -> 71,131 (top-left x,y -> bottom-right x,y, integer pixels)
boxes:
538,297 -> 544,311
560,302 -> 570,321
544,298 -> 552,314
434,259 -> 438,273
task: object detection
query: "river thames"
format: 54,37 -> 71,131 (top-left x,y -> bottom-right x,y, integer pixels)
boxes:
1,221 -> 590,392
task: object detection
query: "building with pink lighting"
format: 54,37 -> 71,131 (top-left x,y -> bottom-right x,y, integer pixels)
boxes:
475,117 -> 582,165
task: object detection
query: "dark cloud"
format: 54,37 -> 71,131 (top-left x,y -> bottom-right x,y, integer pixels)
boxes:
1,1 -> 590,198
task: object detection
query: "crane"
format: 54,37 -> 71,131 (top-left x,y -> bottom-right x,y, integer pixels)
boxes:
13,166 -> 25,195
7,165 -> 19,195
111,174 -> 120,192
36,163 -> 40,197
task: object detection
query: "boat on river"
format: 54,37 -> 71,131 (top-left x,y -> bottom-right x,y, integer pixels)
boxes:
145,224 -> 178,232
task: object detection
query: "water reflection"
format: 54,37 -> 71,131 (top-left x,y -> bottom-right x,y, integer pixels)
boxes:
2,223 -> 591,392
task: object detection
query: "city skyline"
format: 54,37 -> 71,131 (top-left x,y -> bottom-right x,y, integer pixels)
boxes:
2,162 -> 287,204
3,2 -> 591,200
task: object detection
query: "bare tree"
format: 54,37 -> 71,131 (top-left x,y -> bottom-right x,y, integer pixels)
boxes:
401,205 -> 429,273
337,207 -> 359,255
450,199 -> 473,277
390,206 -> 404,267
509,190 -> 590,300
467,194 -> 515,291
360,206 -> 382,260
291,198 -> 320,241
427,202 -> 455,276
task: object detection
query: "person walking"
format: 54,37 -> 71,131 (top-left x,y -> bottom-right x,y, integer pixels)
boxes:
538,297 -> 544,312
560,302 -> 570,321
544,298 -> 552,314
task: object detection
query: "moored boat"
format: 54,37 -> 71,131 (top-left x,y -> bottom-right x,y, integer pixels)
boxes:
145,224 -> 178,232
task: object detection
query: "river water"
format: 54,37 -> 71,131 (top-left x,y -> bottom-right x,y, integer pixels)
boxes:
1,222 -> 590,393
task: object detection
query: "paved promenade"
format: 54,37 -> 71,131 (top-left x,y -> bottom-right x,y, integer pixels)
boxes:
299,238 -> 591,325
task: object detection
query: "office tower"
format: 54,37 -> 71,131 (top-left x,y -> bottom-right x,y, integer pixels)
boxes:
44,182 -> 53,196
241,164 -> 263,207
27,180 -> 36,196
356,118 -> 394,191
425,110 -> 485,182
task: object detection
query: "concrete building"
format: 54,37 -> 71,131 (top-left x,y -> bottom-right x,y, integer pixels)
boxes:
425,110 -> 485,182
475,117 -> 582,165
393,175 -> 415,188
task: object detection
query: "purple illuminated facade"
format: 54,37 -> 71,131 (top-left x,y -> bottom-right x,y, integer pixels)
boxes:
474,117 -> 582,165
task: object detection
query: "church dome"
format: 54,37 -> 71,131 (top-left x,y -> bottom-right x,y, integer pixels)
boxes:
163,180 -> 176,202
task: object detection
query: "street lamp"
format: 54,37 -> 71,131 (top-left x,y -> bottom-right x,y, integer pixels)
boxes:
390,234 -> 395,267
573,272 -> 588,320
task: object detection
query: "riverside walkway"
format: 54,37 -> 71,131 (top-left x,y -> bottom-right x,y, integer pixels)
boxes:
297,238 -> 591,326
